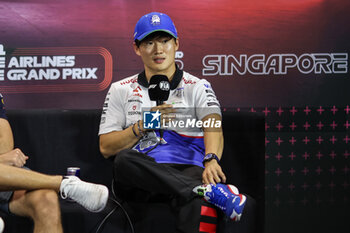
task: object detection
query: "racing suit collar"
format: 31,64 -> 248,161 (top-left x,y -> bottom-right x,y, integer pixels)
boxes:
137,65 -> 183,90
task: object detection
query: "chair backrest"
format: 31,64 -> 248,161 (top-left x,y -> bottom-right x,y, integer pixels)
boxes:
6,109 -> 113,186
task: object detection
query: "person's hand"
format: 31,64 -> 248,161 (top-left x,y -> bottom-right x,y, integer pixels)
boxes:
202,160 -> 226,185
0,148 -> 28,167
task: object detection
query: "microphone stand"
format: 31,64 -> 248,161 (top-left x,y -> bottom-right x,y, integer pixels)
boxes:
156,100 -> 165,140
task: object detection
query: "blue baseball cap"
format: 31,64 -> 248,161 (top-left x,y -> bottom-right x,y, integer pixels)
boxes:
134,12 -> 178,41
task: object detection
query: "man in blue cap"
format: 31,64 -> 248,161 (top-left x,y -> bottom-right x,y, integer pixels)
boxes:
99,12 -> 247,232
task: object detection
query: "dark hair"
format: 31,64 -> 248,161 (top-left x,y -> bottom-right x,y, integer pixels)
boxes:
135,31 -> 176,47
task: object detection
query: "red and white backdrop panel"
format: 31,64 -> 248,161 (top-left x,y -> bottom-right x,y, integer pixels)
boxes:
0,0 -> 349,232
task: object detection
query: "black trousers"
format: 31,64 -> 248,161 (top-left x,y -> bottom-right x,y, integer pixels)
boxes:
113,149 -> 218,233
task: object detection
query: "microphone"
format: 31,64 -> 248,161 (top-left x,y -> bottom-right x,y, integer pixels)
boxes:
148,75 -> 170,139
148,75 -> 170,105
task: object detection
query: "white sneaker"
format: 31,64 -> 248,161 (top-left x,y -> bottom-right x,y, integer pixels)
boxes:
60,176 -> 109,212
0,217 -> 4,233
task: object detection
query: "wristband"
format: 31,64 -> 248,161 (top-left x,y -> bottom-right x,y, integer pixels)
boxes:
131,123 -> 139,138
137,120 -> 145,137
203,153 -> 220,166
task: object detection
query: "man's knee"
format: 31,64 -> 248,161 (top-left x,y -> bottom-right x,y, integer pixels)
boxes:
114,148 -> 143,170
114,149 -> 132,168
27,190 -> 61,220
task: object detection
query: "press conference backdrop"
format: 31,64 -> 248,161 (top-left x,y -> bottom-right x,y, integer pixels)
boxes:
0,0 -> 349,232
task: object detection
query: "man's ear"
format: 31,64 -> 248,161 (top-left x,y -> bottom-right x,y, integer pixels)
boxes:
175,38 -> 180,51
133,42 -> 141,56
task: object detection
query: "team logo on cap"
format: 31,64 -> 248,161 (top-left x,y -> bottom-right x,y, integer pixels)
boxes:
151,14 -> 161,25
